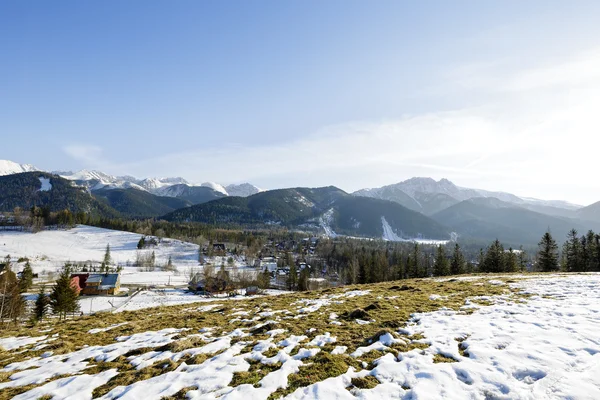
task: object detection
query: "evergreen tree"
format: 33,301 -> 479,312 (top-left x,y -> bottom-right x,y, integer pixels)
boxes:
433,245 -> 450,276
257,268 -> 271,289
19,261 -> 34,292
450,244 -> 465,275
34,285 -> 50,322
103,244 -> 112,266
477,248 -> 485,273
166,256 -> 174,271
563,229 -> 582,272
287,264 -> 298,290
585,230 -> 597,271
0,258 -> 25,324
504,248 -> 518,273
517,246 -> 528,272
482,239 -> 505,273
137,236 -> 146,249
537,231 -> 559,272
298,267 -> 310,291
50,266 -> 80,320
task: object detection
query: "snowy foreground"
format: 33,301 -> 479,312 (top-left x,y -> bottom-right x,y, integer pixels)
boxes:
1,274 -> 600,399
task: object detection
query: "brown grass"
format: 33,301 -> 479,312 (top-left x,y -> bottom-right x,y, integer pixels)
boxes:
0,276 -> 526,400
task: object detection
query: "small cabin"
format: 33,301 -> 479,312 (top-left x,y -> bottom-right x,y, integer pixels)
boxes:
75,273 -> 121,295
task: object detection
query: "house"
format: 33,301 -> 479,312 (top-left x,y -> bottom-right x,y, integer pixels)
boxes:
73,273 -> 121,295
188,276 -> 228,294
70,276 -> 82,295
245,286 -> 259,296
256,257 -> 278,273
212,243 -> 226,252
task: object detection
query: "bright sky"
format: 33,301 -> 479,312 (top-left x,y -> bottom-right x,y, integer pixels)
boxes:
2,1 -> 600,205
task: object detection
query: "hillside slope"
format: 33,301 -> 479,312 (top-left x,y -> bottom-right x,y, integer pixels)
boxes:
164,186 -> 450,240
93,188 -> 192,218
432,197 -> 596,245
0,172 -> 118,217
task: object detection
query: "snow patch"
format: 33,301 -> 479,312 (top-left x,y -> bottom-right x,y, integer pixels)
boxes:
38,177 -> 52,191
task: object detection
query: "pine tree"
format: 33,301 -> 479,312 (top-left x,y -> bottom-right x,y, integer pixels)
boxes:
433,245 -> 450,276
166,256 -> 174,272
482,240 -> 505,273
517,246 -> 528,272
103,244 -> 112,267
34,285 -> 49,322
563,229 -> 582,272
50,266 -> 80,320
19,261 -> 34,292
537,231 -> 559,272
585,230 -> 597,271
287,264 -> 298,290
257,268 -> 271,289
504,248 -> 518,273
137,236 -> 146,250
0,260 -> 25,324
298,267 -> 310,291
450,244 -> 465,275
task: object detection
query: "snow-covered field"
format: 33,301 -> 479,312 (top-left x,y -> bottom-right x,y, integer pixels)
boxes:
78,289 -> 289,314
0,225 -> 251,286
2,274 -> 599,399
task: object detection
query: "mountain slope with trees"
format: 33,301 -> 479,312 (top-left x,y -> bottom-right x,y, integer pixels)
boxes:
92,188 -> 192,218
163,186 -> 450,240
0,172 -> 119,217
432,197 -> 597,246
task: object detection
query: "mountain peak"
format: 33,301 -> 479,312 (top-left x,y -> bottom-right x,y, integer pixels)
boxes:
0,160 -> 39,176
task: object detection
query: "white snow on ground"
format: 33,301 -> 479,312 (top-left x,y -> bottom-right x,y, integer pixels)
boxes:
12,369 -> 118,400
38,177 -> 52,191
381,216 -> 449,245
88,322 -> 129,334
0,336 -> 47,351
0,329 -> 185,390
76,289 -> 289,314
4,274 -> 600,399
0,225 -> 201,282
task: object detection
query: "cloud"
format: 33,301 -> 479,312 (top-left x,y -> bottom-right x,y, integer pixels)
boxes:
61,46 -> 600,205
63,144 -> 105,166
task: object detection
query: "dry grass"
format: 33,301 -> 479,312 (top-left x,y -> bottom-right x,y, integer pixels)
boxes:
433,353 -> 459,363
0,276 -> 527,400
350,375 -> 380,389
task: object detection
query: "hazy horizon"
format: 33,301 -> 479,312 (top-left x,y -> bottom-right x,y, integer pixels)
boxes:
3,1 -> 600,205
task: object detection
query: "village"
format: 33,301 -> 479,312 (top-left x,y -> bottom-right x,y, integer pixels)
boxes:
0,225 -> 342,316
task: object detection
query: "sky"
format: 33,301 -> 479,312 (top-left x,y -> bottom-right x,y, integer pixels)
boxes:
2,1 -> 600,205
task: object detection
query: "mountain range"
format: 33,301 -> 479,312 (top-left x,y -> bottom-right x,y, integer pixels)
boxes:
1,159 -> 598,245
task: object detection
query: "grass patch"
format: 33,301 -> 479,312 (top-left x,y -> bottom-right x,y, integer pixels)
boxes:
160,386 -> 197,400
350,375 -> 380,389
433,354 -> 458,363
230,360 -> 282,388
0,275 -> 528,400
269,352 -> 360,399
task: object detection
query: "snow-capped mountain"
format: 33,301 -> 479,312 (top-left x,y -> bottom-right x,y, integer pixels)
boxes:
53,167 -> 259,200
200,182 -> 228,195
225,183 -> 263,197
0,160 -> 39,176
354,177 -> 582,217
